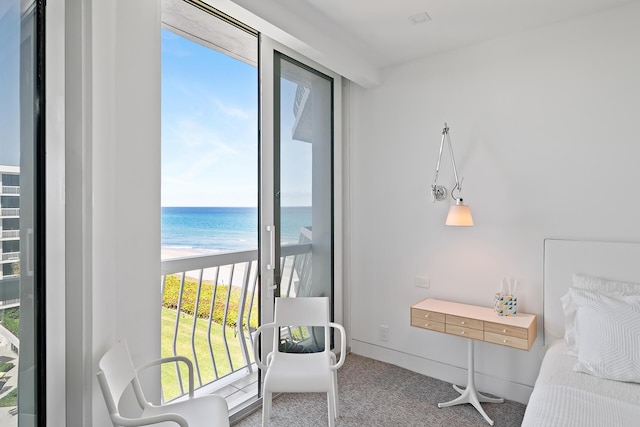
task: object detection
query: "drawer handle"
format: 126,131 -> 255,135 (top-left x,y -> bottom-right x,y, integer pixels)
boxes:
461,331 -> 465,335
503,329 -> 507,333
503,339 -> 508,343
425,314 -> 429,318
461,321 -> 465,325
424,323 -> 429,327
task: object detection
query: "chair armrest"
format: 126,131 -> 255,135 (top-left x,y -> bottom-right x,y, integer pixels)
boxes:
328,322 -> 347,370
252,323 -> 276,371
137,356 -> 194,397
111,412 -> 188,427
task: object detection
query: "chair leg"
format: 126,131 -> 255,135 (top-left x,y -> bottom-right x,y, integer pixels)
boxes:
333,370 -> 339,418
329,352 -> 339,419
262,391 -> 272,427
327,391 -> 336,427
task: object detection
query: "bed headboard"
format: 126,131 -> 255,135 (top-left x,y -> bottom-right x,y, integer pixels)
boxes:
543,239 -> 640,345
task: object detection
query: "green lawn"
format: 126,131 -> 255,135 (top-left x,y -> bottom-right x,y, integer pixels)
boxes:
0,389 -> 17,407
0,308 -> 19,337
160,307 -> 255,401
162,275 -> 258,329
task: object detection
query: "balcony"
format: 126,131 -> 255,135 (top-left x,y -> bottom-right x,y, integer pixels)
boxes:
292,84 -> 312,143
1,230 -> 20,239
0,208 -> 19,218
160,241 -> 312,409
1,252 -> 19,262
0,186 -> 19,195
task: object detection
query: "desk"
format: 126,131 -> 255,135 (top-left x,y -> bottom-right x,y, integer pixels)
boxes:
411,298 -> 537,426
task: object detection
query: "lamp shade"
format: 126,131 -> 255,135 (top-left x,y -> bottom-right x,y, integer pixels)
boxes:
446,200 -> 473,226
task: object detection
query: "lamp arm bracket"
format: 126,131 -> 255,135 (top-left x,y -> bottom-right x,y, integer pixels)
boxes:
445,127 -> 462,192
432,122 -> 463,202
431,127 -> 447,202
451,176 -> 464,200
432,184 -> 447,202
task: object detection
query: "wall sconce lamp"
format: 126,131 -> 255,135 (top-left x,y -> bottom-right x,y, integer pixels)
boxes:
432,123 -> 474,226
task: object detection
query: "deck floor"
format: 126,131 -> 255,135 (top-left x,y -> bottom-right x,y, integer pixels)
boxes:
215,370 -> 259,410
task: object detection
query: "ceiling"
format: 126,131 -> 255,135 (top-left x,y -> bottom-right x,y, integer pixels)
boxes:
276,0 -> 639,69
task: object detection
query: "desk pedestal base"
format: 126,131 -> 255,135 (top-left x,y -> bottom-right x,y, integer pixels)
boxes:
437,340 -> 504,426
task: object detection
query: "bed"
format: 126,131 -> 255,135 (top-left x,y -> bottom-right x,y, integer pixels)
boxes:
521,239 -> 640,427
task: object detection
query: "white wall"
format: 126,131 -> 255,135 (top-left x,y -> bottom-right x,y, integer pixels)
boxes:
49,0 -> 640,422
348,2 -> 640,403
91,0 -> 161,425
226,0 -> 380,87
49,0 -> 161,425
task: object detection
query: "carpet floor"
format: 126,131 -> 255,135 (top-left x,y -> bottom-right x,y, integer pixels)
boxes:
234,353 -> 526,426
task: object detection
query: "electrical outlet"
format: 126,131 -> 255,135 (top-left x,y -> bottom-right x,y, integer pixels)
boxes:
379,325 -> 389,342
415,276 -> 430,289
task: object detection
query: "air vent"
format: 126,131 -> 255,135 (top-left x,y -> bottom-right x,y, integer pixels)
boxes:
409,12 -> 431,24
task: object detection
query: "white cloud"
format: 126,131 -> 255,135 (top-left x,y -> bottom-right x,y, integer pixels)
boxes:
213,98 -> 252,121
162,115 -> 257,206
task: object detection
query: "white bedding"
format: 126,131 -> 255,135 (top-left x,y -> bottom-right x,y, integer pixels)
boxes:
522,340 -> 640,427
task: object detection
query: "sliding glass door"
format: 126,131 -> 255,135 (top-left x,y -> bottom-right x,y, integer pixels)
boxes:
0,0 -> 46,425
259,36 -> 338,359
160,0 -> 259,409
158,2 -> 341,415
274,53 -> 333,303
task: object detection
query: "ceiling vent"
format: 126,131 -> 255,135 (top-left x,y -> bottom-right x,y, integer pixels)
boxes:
408,12 -> 432,24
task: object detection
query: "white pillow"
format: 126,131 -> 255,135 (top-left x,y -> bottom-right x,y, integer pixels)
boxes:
561,273 -> 640,354
570,288 -> 640,383
573,273 -> 640,294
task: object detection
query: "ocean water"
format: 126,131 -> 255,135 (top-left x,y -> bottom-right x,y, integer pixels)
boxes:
161,206 -> 311,252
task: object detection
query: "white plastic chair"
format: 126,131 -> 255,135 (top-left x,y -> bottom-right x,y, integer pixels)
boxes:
252,297 -> 346,427
97,340 -> 230,427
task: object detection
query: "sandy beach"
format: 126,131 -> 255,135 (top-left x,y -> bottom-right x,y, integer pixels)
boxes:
161,246 -> 300,294
161,246 -> 222,260
161,246 -> 258,287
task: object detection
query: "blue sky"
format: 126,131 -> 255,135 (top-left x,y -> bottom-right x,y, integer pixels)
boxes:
162,29 -> 312,207
2,24 -> 312,205
0,2 -> 20,167
162,29 -> 258,207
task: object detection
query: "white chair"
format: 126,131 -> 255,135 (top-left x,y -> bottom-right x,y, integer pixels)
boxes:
97,340 -> 230,427
252,297 -> 346,427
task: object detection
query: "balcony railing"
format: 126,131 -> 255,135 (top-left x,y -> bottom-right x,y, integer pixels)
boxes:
1,230 -> 20,239
0,298 -> 20,308
1,252 -> 19,261
160,242 -> 312,403
293,84 -> 309,117
0,186 -> 19,195
0,208 -> 19,217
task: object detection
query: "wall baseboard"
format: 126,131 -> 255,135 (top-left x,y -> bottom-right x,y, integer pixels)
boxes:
351,339 -> 533,405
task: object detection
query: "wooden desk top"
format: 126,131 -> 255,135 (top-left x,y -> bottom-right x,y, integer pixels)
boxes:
412,298 -> 536,328
411,298 -> 537,350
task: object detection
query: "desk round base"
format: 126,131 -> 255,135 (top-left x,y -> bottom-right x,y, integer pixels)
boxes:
437,340 -> 504,426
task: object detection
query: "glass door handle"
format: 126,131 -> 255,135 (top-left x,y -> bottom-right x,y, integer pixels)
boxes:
266,225 -> 277,291
266,225 -> 276,271
26,228 -> 34,277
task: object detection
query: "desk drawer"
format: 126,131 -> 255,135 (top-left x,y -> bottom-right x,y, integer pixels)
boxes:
484,322 -> 528,339
446,324 -> 483,340
446,314 -> 483,331
484,332 -> 528,350
411,308 -> 446,323
411,317 -> 446,333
